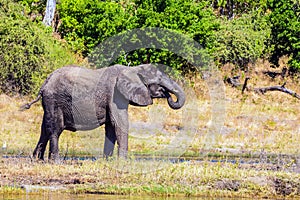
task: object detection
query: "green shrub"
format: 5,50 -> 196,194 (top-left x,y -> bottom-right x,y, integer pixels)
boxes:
58,0 -> 131,56
212,12 -> 271,69
267,0 -> 300,72
16,0 -> 45,22
0,18 -> 44,94
58,0 -> 218,74
0,0 -> 76,95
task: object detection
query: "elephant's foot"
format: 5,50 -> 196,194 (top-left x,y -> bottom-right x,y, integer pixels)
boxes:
48,152 -> 61,164
33,146 -> 45,161
118,148 -> 128,159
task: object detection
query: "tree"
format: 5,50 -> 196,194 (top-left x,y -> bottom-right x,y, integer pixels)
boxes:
43,0 -> 56,26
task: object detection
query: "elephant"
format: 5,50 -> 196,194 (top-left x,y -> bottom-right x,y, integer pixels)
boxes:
21,64 -> 185,161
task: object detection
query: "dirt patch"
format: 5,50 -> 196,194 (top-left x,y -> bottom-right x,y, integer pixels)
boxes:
1,174 -> 85,186
247,176 -> 273,187
214,176 -> 300,197
214,179 -> 240,191
273,178 -> 300,196
0,158 -> 95,188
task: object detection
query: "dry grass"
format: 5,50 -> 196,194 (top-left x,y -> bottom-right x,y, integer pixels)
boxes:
0,95 -> 41,155
214,60 -> 300,156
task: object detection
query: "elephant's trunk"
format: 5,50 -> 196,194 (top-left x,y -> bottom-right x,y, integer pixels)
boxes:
161,79 -> 185,110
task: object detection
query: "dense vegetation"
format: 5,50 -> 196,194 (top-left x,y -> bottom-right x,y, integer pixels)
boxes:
267,0 -> 300,72
0,0 -> 299,94
0,0 -> 76,95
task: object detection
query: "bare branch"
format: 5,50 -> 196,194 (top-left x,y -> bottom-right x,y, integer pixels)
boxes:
226,76 -> 300,100
242,77 -> 250,94
253,85 -> 300,100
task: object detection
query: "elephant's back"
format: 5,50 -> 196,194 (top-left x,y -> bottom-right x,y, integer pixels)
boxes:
41,66 -> 104,93
40,64 -> 125,98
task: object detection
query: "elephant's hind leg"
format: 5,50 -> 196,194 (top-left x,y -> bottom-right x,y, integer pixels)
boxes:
48,108 -> 64,162
33,116 -> 49,160
103,121 -> 117,158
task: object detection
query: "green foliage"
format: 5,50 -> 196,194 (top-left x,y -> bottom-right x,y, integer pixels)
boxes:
210,0 -> 268,18
129,0 -> 218,73
16,0 -> 46,22
89,27 -> 209,74
0,0 -> 76,95
267,0 -> 300,72
1,0 -> 300,96
131,0 -> 218,47
58,0 -> 132,55
0,19 -> 44,94
209,0 -> 299,72
58,0 -> 218,73
213,11 -> 271,68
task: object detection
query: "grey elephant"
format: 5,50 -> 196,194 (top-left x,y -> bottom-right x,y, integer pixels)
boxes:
21,64 -> 185,160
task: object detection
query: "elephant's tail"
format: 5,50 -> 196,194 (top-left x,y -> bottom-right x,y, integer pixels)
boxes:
19,93 -> 42,111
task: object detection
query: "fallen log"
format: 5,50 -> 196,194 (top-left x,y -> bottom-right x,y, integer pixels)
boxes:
226,76 -> 242,88
253,82 -> 300,100
228,76 -> 300,100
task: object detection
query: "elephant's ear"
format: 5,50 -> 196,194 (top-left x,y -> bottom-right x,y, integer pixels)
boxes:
116,71 -> 153,106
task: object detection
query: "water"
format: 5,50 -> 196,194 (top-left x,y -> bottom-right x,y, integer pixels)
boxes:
2,153 -> 299,170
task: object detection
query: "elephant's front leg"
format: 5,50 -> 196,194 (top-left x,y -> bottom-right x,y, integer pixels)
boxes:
104,117 -> 128,158
114,105 -> 129,158
48,132 -> 62,161
110,104 -> 129,157
115,123 -> 129,158
114,107 -> 129,158
109,88 -> 130,158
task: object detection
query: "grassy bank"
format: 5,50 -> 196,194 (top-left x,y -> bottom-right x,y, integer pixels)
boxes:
0,157 -> 300,198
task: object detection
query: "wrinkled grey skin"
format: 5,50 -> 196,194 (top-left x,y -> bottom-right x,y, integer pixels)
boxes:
21,64 -> 185,161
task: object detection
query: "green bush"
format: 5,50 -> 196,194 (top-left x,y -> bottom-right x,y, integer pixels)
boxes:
131,0 -> 218,47
0,19 -> 44,94
58,0 -> 218,73
0,0 -> 76,95
110,0 -> 218,73
212,12 -> 271,69
58,0 -> 131,56
267,0 -> 300,72
16,0 -> 45,22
